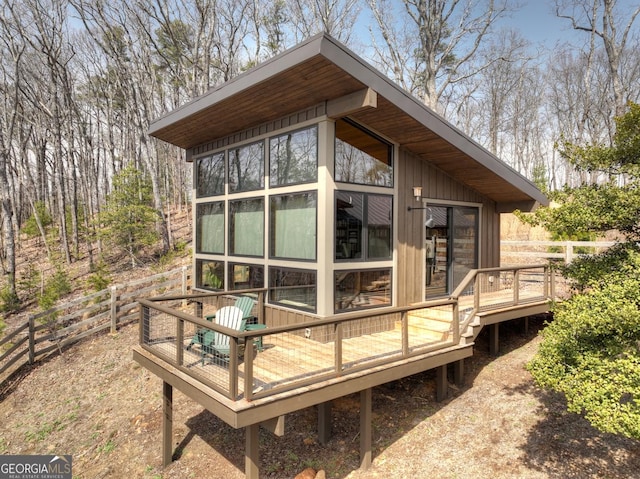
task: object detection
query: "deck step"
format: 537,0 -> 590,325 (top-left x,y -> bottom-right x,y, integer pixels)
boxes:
397,314 -> 452,341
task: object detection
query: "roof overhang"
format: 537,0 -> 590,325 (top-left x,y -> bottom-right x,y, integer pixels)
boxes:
149,33 -> 548,211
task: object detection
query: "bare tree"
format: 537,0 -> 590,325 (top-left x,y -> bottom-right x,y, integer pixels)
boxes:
367,0 -> 512,111
287,0 -> 361,43
555,0 -> 640,117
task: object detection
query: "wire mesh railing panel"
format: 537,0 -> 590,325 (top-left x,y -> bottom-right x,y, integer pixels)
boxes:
341,316 -> 402,371
181,325 -> 234,393
408,305 -> 454,351
250,325 -> 335,394
476,270 -> 516,311
142,306 -> 178,361
516,268 -> 547,302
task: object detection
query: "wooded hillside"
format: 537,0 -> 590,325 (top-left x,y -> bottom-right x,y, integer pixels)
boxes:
1,0 -> 639,316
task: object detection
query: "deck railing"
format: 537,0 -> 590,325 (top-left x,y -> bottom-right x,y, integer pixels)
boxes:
139,293 -> 458,401
451,263 -> 555,332
138,264 -> 556,402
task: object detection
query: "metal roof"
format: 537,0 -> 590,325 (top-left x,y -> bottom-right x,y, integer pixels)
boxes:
149,33 -> 548,210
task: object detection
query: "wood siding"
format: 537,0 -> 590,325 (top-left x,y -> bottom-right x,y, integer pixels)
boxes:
397,147 -> 500,306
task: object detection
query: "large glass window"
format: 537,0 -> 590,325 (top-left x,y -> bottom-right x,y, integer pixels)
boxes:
229,263 -> 264,290
335,118 -> 393,187
335,269 -> 392,312
196,152 -> 225,197
269,125 -> 318,186
196,202 -> 224,254
269,267 -> 316,312
229,141 -> 264,192
197,259 -> 224,290
270,192 -> 317,260
229,198 -> 264,257
335,192 -> 392,261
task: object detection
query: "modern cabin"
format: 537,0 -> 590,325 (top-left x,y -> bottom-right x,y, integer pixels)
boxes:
135,33 -> 552,478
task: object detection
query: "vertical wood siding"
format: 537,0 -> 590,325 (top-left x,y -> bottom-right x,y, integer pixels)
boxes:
397,147 -> 500,305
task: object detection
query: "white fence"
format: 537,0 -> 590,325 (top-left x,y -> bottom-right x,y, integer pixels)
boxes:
501,240 -> 615,265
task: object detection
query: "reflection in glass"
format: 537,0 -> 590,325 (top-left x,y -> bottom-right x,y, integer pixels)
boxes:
367,195 -> 392,259
229,263 -> 264,290
270,126 -> 318,186
335,192 -> 363,260
229,142 -> 264,192
269,267 -> 316,312
196,152 -> 225,197
335,119 -> 392,187
196,202 -> 224,254
335,269 -> 392,312
197,259 -> 224,290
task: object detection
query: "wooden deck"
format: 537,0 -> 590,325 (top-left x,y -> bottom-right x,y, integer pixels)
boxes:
134,264 -> 557,478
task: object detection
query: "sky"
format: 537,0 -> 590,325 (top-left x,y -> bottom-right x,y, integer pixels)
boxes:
507,1 -> 577,47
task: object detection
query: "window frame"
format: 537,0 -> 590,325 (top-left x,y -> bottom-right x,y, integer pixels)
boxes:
269,124 -> 318,187
268,266 -> 317,313
195,151 -> 225,198
229,197 -> 265,258
269,190 -> 318,261
195,201 -> 225,254
334,191 -> 393,262
334,268 -> 392,313
334,118 -> 394,188
228,140 -> 265,193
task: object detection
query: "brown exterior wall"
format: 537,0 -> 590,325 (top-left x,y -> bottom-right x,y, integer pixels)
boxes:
397,147 -> 500,305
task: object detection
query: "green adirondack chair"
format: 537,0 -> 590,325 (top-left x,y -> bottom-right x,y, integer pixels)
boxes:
199,305 -> 245,364
187,296 -> 256,351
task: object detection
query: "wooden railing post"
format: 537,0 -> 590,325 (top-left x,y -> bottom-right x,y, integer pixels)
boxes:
181,266 -> 188,295
334,323 -> 343,375
244,336 -> 254,401
139,303 -> 145,344
452,302 -> 460,345
473,274 -> 480,311
257,292 -> 264,324
401,311 -> 409,356
513,269 -> 520,305
229,339 -> 239,399
28,315 -> 36,364
110,286 -> 118,334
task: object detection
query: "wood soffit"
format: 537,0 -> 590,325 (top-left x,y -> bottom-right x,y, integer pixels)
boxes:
148,34 -> 547,208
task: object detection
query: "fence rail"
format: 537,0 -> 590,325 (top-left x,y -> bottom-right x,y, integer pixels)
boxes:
0,266 -> 191,380
501,240 -> 615,264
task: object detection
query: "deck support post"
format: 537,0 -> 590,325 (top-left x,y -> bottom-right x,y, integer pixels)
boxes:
490,323 -> 500,356
360,388 -> 372,470
162,381 -> 173,467
436,364 -> 448,402
318,401 -> 332,445
245,423 -> 259,479
453,359 -> 464,386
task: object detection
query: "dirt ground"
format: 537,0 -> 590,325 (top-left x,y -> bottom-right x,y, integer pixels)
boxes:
1,316 -> 639,479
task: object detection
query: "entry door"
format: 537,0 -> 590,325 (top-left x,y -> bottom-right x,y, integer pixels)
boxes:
451,206 -> 479,290
425,205 -> 478,298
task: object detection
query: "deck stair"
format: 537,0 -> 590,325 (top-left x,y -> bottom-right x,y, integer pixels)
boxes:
400,308 -> 453,341
460,318 -> 483,345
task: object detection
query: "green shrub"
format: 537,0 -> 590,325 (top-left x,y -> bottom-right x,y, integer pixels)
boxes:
0,284 -> 20,313
21,201 -> 53,238
87,261 -> 111,292
528,250 -> 640,439
38,267 -> 72,311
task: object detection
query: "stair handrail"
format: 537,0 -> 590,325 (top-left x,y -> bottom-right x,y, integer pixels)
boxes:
449,263 -> 552,337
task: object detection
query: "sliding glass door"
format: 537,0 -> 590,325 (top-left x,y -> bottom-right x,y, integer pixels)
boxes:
425,205 -> 478,298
